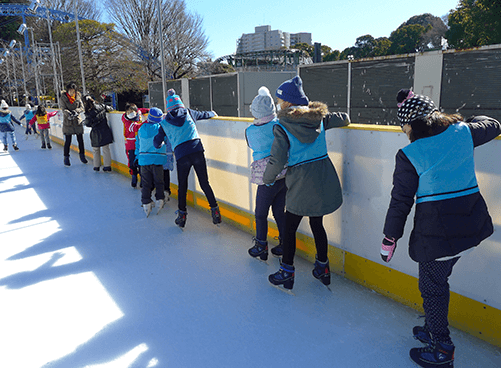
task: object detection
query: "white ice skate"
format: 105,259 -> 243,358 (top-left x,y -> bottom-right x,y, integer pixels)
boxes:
156,199 -> 165,215
143,202 -> 155,217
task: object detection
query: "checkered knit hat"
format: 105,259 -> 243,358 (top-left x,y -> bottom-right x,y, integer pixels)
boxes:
397,92 -> 438,126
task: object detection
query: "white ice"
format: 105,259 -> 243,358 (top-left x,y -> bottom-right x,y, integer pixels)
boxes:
1,127 -> 500,368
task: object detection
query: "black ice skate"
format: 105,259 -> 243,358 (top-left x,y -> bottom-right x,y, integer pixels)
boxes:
410,339 -> 454,368
269,262 -> 295,295
271,237 -> 283,257
211,205 -> 222,225
175,210 -> 187,230
248,238 -> 268,262
312,256 -> 331,291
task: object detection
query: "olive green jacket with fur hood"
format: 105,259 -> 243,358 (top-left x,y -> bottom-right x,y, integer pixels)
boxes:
263,101 -> 350,216
59,90 -> 85,135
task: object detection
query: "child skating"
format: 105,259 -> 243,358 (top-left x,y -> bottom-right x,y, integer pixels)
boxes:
154,89 -> 220,229
0,100 -> 22,151
245,86 -> 287,261
263,76 -> 350,291
29,105 -> 58,149
382,89 -> 501,368
136,107 -> 172,217
19,103 -> 38,138
122,102 -> 149,187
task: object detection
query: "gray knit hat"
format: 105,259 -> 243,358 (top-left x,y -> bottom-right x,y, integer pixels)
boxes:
251,86 -> 276,120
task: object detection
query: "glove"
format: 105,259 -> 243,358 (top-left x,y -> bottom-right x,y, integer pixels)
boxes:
380,236 -> 397,262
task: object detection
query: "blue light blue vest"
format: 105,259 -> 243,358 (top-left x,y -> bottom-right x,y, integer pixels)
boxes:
279,121 -> 328,167
159,113 -> 199,150
136,123 -> 168,166
245,118 -> 278,161
25,110 -> 35,122
0,113 -> 12,124
402,122 -> 479,204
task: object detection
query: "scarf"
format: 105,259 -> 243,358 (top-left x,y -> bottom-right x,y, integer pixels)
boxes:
66,93 -> 75,104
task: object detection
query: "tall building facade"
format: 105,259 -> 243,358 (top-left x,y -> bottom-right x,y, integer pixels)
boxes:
236,26 -> 311,54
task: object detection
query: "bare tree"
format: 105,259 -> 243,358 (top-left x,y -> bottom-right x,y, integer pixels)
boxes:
44,0 -> 102,21
107,0 -> 210,80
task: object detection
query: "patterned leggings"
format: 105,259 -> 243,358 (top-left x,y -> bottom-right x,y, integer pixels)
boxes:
419,257 -> 460,344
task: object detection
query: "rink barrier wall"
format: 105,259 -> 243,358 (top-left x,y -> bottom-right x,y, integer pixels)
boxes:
11,107 -> 501,348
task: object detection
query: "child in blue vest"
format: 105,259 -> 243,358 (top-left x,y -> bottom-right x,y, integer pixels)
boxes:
0,100 -> 22,151
19,103 -> 38,137
382,89 -> 501,368
245,87 -> 287,260
135,107 -> 173,217
263,76 -> 350,291
154,89 -> 220,229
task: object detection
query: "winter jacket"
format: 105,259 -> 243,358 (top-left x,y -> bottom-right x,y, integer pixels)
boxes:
383,116 -> 501,262
154,108 -> 215,161
135,122 -> 173,166
245,118 -> 286,185
84,104 -> 114,147
20,109 -> 36,125
0,110 -> 21,132
122,108 -> 149,151
29,111 -> 58,130
59,90 -> 84,135
263,102 -> 350,217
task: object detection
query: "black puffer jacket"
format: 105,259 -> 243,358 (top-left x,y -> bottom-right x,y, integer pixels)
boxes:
383,116 -> 501,262
84,104 -> 114,147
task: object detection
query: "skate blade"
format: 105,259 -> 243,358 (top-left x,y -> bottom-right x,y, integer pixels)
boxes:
269,282 -> 295,296
250,256 -> 268,265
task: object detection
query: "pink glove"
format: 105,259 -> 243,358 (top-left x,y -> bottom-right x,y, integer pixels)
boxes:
381,236 -> 397,262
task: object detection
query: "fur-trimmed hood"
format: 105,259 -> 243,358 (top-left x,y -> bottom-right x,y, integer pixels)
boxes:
277,101 -> 329,144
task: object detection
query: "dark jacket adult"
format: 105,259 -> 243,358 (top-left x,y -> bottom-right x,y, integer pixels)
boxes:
59,90 -> 84,135
84,104 -> 114,147
383,116 -> 501,262
263,101 -> 350,217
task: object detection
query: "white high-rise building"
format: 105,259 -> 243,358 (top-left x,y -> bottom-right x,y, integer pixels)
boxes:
236,26 -> 311,54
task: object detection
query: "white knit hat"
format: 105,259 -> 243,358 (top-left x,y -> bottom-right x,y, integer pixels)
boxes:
1,100 -> 8,109
251,87 -> 276,120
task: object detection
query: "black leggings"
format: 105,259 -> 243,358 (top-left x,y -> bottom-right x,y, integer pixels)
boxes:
64,133 -> 85,156
282,211 -> 328,266
176,151 -> 217,211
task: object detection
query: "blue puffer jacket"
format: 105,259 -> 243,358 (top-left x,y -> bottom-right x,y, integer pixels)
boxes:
135,122 -> 172,166
383,116 -> 501,262
0,110 -> 21,132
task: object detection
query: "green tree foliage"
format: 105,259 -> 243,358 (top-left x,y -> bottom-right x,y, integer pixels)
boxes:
446,0 -> 501,48
292,42 -> 314,58
401,13 -> 448,49
389,24 -> 430,54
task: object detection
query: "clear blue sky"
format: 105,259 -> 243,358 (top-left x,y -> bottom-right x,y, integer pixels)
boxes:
183,0 -> 461,59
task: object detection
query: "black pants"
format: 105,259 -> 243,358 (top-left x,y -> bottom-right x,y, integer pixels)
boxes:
282,211 -> 328,266
127,149 -> 139,177
176,151 -> 217,211
140,164 -> 165,204
419,257 -> 459,344
64,134 -> 85,157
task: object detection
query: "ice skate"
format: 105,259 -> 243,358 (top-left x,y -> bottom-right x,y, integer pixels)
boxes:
12,144 -> 19,151
143,201 -> 155,217
131,175 -> 138,188
164,191 -> 170,201
269,262 -> 295,295
312,256 -> 331,291
413,326 -> 432,345
41,143 -> 46,149
248,238 -> 268,262
64,156 -> 71,167
175,210 -> 187,230
271,237 -> 283,257
156,199 -> 165,215
211,205 -> 222,226
3,145 -> 7,151
410,339 -> 454,367
79,153 -> 88,164
47,143 -> 52,149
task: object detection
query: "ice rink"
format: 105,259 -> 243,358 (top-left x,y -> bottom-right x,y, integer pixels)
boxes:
1,127 -> 501,367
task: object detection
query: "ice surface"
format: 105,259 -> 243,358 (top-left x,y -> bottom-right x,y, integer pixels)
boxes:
1,126 -> 500,367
